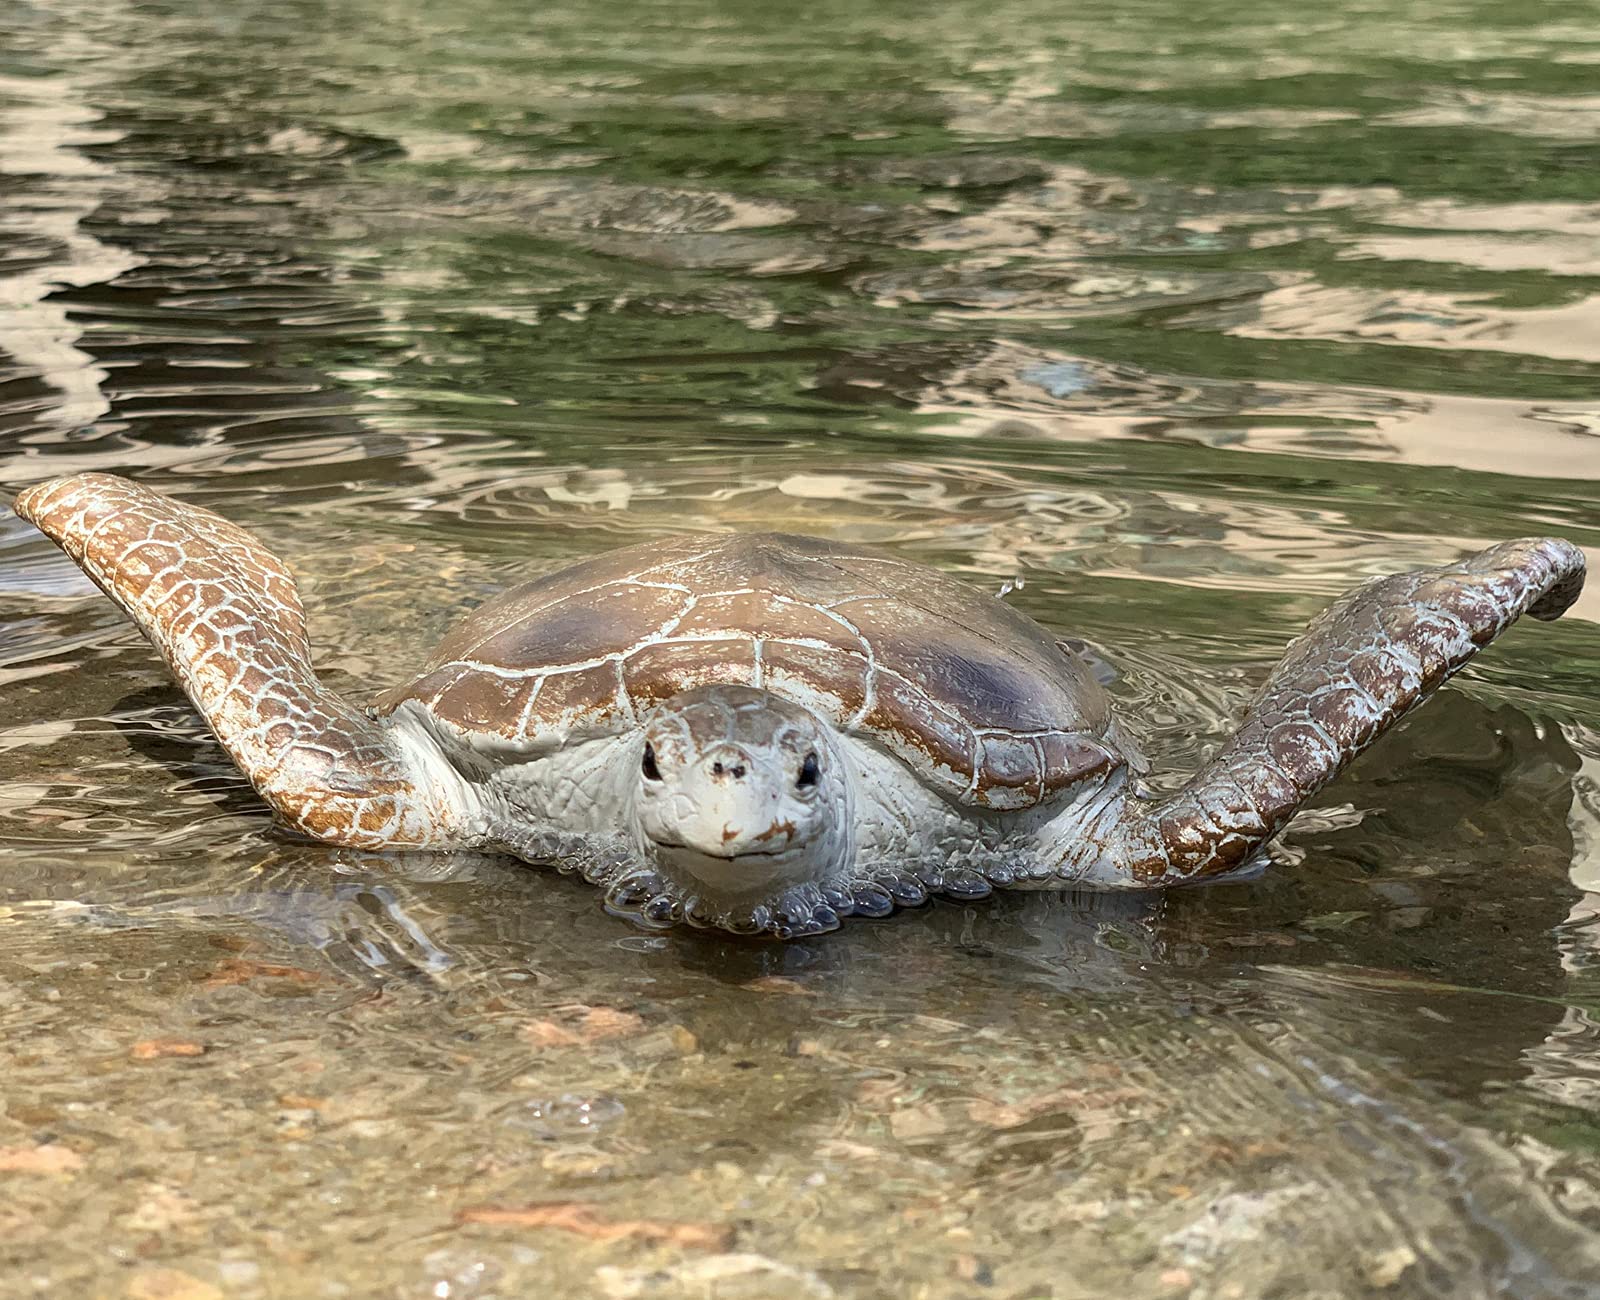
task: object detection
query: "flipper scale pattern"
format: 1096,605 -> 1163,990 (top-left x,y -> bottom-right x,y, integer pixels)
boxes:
15,474 -> 451,848
1103,538 -> 1584,883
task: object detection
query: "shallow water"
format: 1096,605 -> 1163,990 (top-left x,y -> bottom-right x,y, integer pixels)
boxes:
3,0 -> 1600,1295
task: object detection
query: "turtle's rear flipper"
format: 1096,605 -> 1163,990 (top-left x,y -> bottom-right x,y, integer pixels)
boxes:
15,474 -> 455,849
1097,538 -> 1585,885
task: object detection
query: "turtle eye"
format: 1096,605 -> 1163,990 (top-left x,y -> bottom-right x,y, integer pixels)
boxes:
796,752 -> 820,789
642,743 -> 662,782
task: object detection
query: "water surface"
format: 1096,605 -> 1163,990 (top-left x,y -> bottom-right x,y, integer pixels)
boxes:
4,0 -> 1600,1296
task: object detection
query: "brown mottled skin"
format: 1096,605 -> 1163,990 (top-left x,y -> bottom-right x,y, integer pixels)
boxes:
1092,541 -> 1586,883
13,472 -> 1587,934
14,474 -> 453,848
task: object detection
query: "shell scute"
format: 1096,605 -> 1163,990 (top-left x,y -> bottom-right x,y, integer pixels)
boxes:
532,663 -> 626,732
759,640 -> 870,718
835,589 -> 1103,736
467,580 -> 689,672
623,639 -> 758,708
674,590 -> 859,647
1036,730 -> 1120,788
431,670 -> 538,735
858,669 -> 979,791
975,733 -> 1043,808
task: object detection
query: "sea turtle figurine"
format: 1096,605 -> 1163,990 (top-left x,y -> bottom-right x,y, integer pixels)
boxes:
15,473 -> 1586,937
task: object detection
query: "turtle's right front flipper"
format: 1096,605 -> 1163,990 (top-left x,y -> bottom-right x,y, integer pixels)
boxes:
1070,538 -> 1585,886
15,473 -> 462,850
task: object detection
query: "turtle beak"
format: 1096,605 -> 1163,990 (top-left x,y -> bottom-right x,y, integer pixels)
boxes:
640,744 -> 810,894
670,745 -> 799,860
663,844 -> 802,896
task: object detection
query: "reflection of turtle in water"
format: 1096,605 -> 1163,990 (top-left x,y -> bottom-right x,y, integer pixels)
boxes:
16,473 -> 1586,938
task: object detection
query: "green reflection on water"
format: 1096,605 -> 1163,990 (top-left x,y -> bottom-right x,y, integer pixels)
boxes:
3,0 -> 1600,1294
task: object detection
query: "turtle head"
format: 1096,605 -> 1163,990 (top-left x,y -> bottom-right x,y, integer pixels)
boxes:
634,685 -> 851,903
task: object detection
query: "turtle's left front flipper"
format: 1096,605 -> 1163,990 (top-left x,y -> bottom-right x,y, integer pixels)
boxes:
1078,538 -> 1585,886
15,473 -> 464,850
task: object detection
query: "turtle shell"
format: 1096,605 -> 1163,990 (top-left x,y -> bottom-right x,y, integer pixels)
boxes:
373,533 -> 1125,809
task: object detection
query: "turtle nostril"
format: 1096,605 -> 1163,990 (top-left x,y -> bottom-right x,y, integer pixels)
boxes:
712,761 -> 724,776
732,764 -> 747,779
